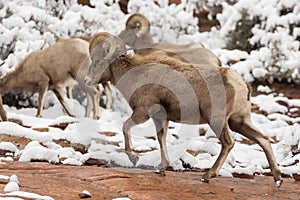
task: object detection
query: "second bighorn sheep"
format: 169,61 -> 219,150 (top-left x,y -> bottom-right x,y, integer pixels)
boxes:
0,38 -> 100,119
86,32 -> 283,187
118,13 -> 221,66
0,96 -> 7,121
0,62 -> 7,121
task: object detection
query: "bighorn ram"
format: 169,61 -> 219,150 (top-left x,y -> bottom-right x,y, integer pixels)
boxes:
0,38 -> 99,119
118,13 -> 221,66
86,32 -> 283,187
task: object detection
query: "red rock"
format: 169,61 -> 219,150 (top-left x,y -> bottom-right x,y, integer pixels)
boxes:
292,173 -> 300,181
232,172 -> 254,179
0,161 -> 300,199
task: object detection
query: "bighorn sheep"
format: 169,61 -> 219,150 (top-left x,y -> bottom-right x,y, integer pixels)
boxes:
0,38 -> 100,119
0,62 -> 7,121
86,32 -> 283,187
118,13 -> 221,66
0,95 -> 7,121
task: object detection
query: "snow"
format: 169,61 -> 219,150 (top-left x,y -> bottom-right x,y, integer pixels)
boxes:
61,157 -> 82,166
0,0 -> 299,197
251,94 -> 288,114
0,93 -> 297,194
4,175 -> 19,193
0,142 -> 18,154
1,191 -> 54,200
81,190 -> 90,196
18,143 -> 59,163
257,85 -> 273,94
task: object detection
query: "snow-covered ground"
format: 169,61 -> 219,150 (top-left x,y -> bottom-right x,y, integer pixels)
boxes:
0,85 -> 299,173
0,85 -> 300,198
0,0 -> 299,198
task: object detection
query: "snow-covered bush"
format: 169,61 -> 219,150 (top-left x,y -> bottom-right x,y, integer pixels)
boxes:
0,0 -> 125,107
127,0 -> 199,42
0,0 -> 299,109
217,0 -> 300,83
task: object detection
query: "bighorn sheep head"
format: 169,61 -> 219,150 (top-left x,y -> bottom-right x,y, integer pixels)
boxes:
118,13 -> 153,48
87,32 -> 126,85
89,32 -> 126,62
125,13 -> 151,37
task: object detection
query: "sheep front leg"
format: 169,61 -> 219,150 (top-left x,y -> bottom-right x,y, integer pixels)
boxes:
103,82 -> 112,110
92,88 -> 101,119
36,83 -> 49,118
123,108 -> 150,166
153,118 -> 169,176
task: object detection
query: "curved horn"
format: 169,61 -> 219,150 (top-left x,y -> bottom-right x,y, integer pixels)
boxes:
101,40 -> 116,60
126,13 -> 151,37
89,32 -> 126,60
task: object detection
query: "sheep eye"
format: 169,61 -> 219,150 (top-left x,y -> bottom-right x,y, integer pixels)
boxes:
93,60 -> 100,65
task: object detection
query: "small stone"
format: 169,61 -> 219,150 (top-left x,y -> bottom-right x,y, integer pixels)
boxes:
32,127 -> 49,132
79,190 -> 92,198
83,158 -> 108,166
199,128 -> 207,136
232,172 -> 254,179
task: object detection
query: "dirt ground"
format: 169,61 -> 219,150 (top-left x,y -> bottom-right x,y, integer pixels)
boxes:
0,161 -> 300,200
0,83 -> 299,200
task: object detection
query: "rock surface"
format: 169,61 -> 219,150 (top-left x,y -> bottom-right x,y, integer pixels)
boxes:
0,161 -> 300,199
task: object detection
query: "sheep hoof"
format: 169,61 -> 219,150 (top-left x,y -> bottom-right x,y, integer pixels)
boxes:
275,179 -> 283,188
126,152 -> 139,166
200,177 -> 210,183
154,168 -> 166,176
94,115 -> 100,120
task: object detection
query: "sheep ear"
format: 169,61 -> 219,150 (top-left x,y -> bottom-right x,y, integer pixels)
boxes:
125,47 -> 135,55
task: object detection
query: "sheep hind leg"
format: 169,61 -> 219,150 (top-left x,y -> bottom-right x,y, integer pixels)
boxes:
201,122 -> 235,182
123,108 -> 150,166
84,85 -> 101,119
53,88 -> 75,117
85,87 -> 101,119
85,93 -> 92,118
66,86 -> 73,99
153,118 -> 169,176
229,117 -> 283,188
